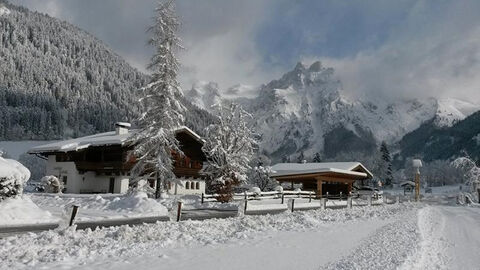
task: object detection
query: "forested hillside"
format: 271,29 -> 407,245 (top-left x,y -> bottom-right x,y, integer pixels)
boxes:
0,1 -> 148,140
396,111 -> 480,163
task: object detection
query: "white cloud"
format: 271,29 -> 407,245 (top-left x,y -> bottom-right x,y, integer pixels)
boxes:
312,1 -> 480,103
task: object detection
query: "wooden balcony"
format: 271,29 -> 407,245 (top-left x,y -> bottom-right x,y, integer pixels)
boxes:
75,161 -> 135,172
173,166 -> 203,178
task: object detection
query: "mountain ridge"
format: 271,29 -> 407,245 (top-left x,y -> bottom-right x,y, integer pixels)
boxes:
185,61 -> 480,162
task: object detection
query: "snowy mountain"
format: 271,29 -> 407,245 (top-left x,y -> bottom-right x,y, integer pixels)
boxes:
185,61 -> 480,162
0,2 -> 148,140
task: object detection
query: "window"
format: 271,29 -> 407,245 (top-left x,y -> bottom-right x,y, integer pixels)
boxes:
196,182 -> 200,190
62,176 -> 67,185
185,182 -> 190,189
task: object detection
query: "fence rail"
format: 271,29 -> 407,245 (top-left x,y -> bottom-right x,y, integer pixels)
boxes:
201,190 -> 359,204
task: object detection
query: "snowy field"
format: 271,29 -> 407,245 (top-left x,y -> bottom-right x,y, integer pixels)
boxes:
0,141 -> 57,160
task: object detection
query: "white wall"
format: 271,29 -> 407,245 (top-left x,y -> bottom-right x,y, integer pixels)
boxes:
169,179 -> 205,195
46,155 -> 129,194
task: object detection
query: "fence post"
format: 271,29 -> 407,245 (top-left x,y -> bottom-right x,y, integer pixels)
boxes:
396,196 -> 400,204
281,193 -> 285,204
309,193 -> 312,203
347,196 -> 352,209
291,199 -> 295,212
176,201 -> 183,222
367,196 -> 372,207
244,198 -> 248,213
326,192 -> 329,199
69,205 -> 79,226
201,193 -> 204,204
383,194 -> 387,204
321,198 -> 326,210
340,192 -> 343,201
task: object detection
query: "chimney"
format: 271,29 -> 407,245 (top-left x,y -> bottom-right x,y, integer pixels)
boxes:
115,122 -> 131,135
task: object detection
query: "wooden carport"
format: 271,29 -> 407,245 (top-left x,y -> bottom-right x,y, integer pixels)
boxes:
270,162 -> 373,196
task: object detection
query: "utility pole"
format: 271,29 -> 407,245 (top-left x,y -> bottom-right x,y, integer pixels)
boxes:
412,159 -> 422,202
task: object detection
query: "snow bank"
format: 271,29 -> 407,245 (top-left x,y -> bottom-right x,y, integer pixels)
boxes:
30,192 -> 168,221
107,192 -> 168,216
0,196 -> 57,226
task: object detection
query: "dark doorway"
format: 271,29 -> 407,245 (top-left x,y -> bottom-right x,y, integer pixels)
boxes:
109,177 -> 115,193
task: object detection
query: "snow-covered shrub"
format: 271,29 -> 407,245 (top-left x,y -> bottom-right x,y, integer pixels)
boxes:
127,179 -> 156,198
275,186 -> 284,193
452,157 -> 480,202
248,160 -> 277,191
0,156 -> 30,200
249,187 -> 261,196
41,175 -> 63,193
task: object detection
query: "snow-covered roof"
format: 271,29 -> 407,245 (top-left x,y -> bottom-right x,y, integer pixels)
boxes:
400,181 -> 416,187
28,126 -> 203,154
270,162 -> 373,179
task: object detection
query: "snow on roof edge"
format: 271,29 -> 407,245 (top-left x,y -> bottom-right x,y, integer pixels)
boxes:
29,126 -> 204,154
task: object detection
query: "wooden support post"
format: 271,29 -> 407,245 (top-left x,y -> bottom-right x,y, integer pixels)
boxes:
326,192 -> 329,199
201,193 -> 204,204
69,205 -> 79,226
176,201 -> 183,222
244,191 -> 247,200
244,199 -> 248,213
321,198 -> 326,210
316,178 -> 323,197
291,199 -> 295,212
309,193 -> 312,203
340,192 -> 343,201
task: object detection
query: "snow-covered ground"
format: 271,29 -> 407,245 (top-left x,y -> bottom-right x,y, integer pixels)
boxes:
0,141 -> 57,160
0,203 -> 416,269
0,196 -> 58,226
1,187 -> 479,270
29,192 -> 168,222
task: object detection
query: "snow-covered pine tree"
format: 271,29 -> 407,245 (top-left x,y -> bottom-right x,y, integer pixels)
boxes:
129,0 -> 185,199
202,103 -> 256,201
312,152 -> 322,163
297,151 -> 305,163
380,141 -> 393,187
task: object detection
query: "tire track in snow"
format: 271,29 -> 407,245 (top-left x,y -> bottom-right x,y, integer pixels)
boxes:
321,209 -> 419,270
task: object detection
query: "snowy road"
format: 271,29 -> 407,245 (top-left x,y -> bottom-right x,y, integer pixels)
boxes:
402,205 -> 480,270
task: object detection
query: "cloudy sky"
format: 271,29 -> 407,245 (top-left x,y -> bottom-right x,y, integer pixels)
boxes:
12,0 -> 480,102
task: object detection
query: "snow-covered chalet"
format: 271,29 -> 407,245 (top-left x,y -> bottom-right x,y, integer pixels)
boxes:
28,123 -> 207,194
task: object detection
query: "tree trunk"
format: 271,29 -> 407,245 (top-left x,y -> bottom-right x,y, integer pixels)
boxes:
155,173 -> 161,199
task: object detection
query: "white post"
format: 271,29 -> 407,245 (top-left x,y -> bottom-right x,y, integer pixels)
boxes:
321,198 -> 326,210
396,195 -> 400,204
347,197 -> 352,209
367,196 -> 372,207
